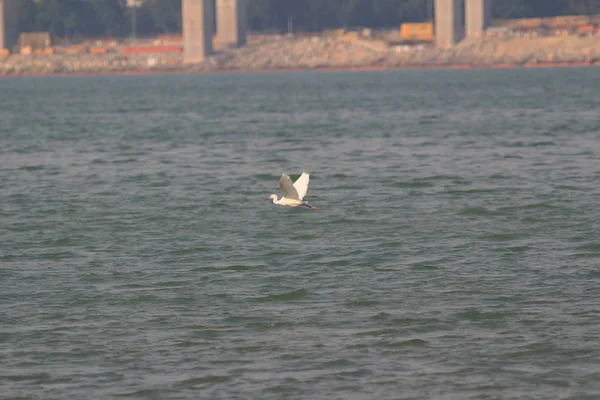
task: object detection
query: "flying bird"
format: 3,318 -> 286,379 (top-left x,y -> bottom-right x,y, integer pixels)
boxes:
268,172 -> 319,209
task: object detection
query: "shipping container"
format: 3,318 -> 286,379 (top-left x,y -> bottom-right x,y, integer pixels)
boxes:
66,45 -> 88,55
547,15 -> 590,28
90,47 -> 108,55
500,18 -> 544,29
19,32 -> 51,51
156,35 -> 183,43
120,45 -> 182,55
400,23 -> 434,42
578,24 -> 596,36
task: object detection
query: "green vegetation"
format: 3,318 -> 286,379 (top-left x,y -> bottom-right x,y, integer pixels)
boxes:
16,0 -> 600,39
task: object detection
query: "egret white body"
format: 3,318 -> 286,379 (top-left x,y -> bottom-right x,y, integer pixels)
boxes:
268,172 -> 319,209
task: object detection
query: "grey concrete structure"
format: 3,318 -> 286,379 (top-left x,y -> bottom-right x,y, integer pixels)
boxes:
182,0 -> 214,63
466,0 -> 492,37
216,0 -> 246,48
0,0 -> 17,51
435,0 -> 462,49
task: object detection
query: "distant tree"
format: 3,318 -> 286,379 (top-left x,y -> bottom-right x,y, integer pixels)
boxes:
492,0 -> 527,19
142,0 -> 182,34
247,0 -> 271,31
86,0 -> 127,37
525,0 -> 569,17
16,0 -> 38,33
35,0 -> 62,37
568,0 -> 600,15
124,3 -> 155,37
14,0 -> 600,39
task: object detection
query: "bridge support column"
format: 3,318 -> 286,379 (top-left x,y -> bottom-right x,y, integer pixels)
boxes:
466,0 -> 492,38
0,0 -> 17,51
216,0 -> 246,48
435,0 -> 462,49
183,0 -> 214,63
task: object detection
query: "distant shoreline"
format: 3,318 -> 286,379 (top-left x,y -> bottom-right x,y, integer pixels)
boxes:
4,33 -> 600,78
1,60 -> 597,78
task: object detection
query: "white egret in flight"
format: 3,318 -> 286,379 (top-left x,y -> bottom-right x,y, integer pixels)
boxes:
268,172 -> 319,209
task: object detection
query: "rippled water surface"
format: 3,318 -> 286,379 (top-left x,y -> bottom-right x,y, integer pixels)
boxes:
1,68 -> 600,399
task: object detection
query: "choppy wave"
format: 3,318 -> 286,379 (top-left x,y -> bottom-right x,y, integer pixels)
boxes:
1,68 -> 600,399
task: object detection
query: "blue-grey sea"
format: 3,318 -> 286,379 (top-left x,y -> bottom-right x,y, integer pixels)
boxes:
1,68 -> 600,399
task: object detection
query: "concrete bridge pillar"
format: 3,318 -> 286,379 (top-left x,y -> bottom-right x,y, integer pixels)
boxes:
216,0 -> 246,48
466,0 -> 492,37
0,0 -> 17,51
182,0 -> 214,63
435,0 -> 462,49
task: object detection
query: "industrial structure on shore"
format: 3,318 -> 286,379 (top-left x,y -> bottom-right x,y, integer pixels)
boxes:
435,0 -> 492,48
0,0 -> 491,59
0,0 -> 17,53
1,0 -> 248,62
3,0 -> 596,62
183,0 -> 247,63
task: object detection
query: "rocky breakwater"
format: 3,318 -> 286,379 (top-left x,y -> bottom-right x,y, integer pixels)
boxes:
197,33 -> 391,71
443,35 -> 600,66
0,34 -> 393,75
206,32 -> 600,70
379,34 -> 600,67
0,52 -> 183,75
2,33 -> 600,76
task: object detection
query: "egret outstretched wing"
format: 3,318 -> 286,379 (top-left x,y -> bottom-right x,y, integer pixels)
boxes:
293,172 -> 310,200
278,173 -> 300,200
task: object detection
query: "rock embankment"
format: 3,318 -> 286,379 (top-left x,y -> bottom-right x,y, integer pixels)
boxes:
2,34 -> 600,76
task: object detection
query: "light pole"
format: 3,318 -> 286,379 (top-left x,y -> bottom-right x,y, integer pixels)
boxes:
428,0 -> 433,22
132,5 -> 136,40
127,0 -> 143,42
